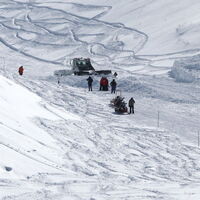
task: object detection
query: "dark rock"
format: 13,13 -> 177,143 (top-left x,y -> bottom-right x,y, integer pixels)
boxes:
5,166 -> 12,172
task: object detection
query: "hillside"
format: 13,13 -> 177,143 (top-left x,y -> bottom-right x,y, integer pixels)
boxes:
0,0 -> 200,199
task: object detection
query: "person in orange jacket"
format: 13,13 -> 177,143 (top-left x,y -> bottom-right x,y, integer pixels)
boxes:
18,66 -> 24,76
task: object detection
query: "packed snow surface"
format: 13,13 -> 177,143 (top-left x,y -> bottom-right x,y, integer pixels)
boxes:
0,0 -> 200,199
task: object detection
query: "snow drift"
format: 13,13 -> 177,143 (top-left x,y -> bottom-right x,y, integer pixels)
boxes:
170,54 -> 200,82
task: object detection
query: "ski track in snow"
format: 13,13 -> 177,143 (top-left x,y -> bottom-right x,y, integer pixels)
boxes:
0,0 -> 198,70
4,74 -> 199,200
0,0 -> 148,67
0,0 -> 200,199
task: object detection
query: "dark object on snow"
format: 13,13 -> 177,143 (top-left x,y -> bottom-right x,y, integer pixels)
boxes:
110,96 -> 123,106
115,100 -> 128,113
99,77 -> 109,91
128,97 -> 135,114
18,66 -> 24,76
113,72 -> 118,77
72,58 -> 111,76
5,166 -> 12,172
87,76 -> 93,91
110,79 -> 117,93
111,96 -> 128,113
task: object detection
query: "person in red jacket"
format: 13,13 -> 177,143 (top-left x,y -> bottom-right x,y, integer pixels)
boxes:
99,77 -> 104,91
18,66 -> 24,76
99,77 -> 109,91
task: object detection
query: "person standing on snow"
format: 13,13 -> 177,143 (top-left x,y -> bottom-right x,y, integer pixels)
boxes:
113,72 -> 118,78
18,66 -> 24,76
87,76 -> 93,91
128,97 -> 135,114
99,77 -> 109,91
110,79 -> 117,94
99,77 -> 104,91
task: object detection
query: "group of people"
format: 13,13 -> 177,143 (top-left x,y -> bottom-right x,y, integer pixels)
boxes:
86,74 -> 135,114
87,76 -> 117,94
17,67 -> 135,114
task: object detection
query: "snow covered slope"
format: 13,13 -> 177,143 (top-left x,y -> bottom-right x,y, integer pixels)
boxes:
0,74 -> 80,178
58,0 -> 200,55
97,0 -> 200,55
0,0 -> 200,199
1,74 -> 200,200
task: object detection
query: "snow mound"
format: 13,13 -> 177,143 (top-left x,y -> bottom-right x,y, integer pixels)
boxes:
170,54 -> 200,82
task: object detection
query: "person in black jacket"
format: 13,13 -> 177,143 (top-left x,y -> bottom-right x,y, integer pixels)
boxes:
87,76 -> 93,91
110,79 -> 117,94
113,72 -> 118,78
128,97 -> 135,114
